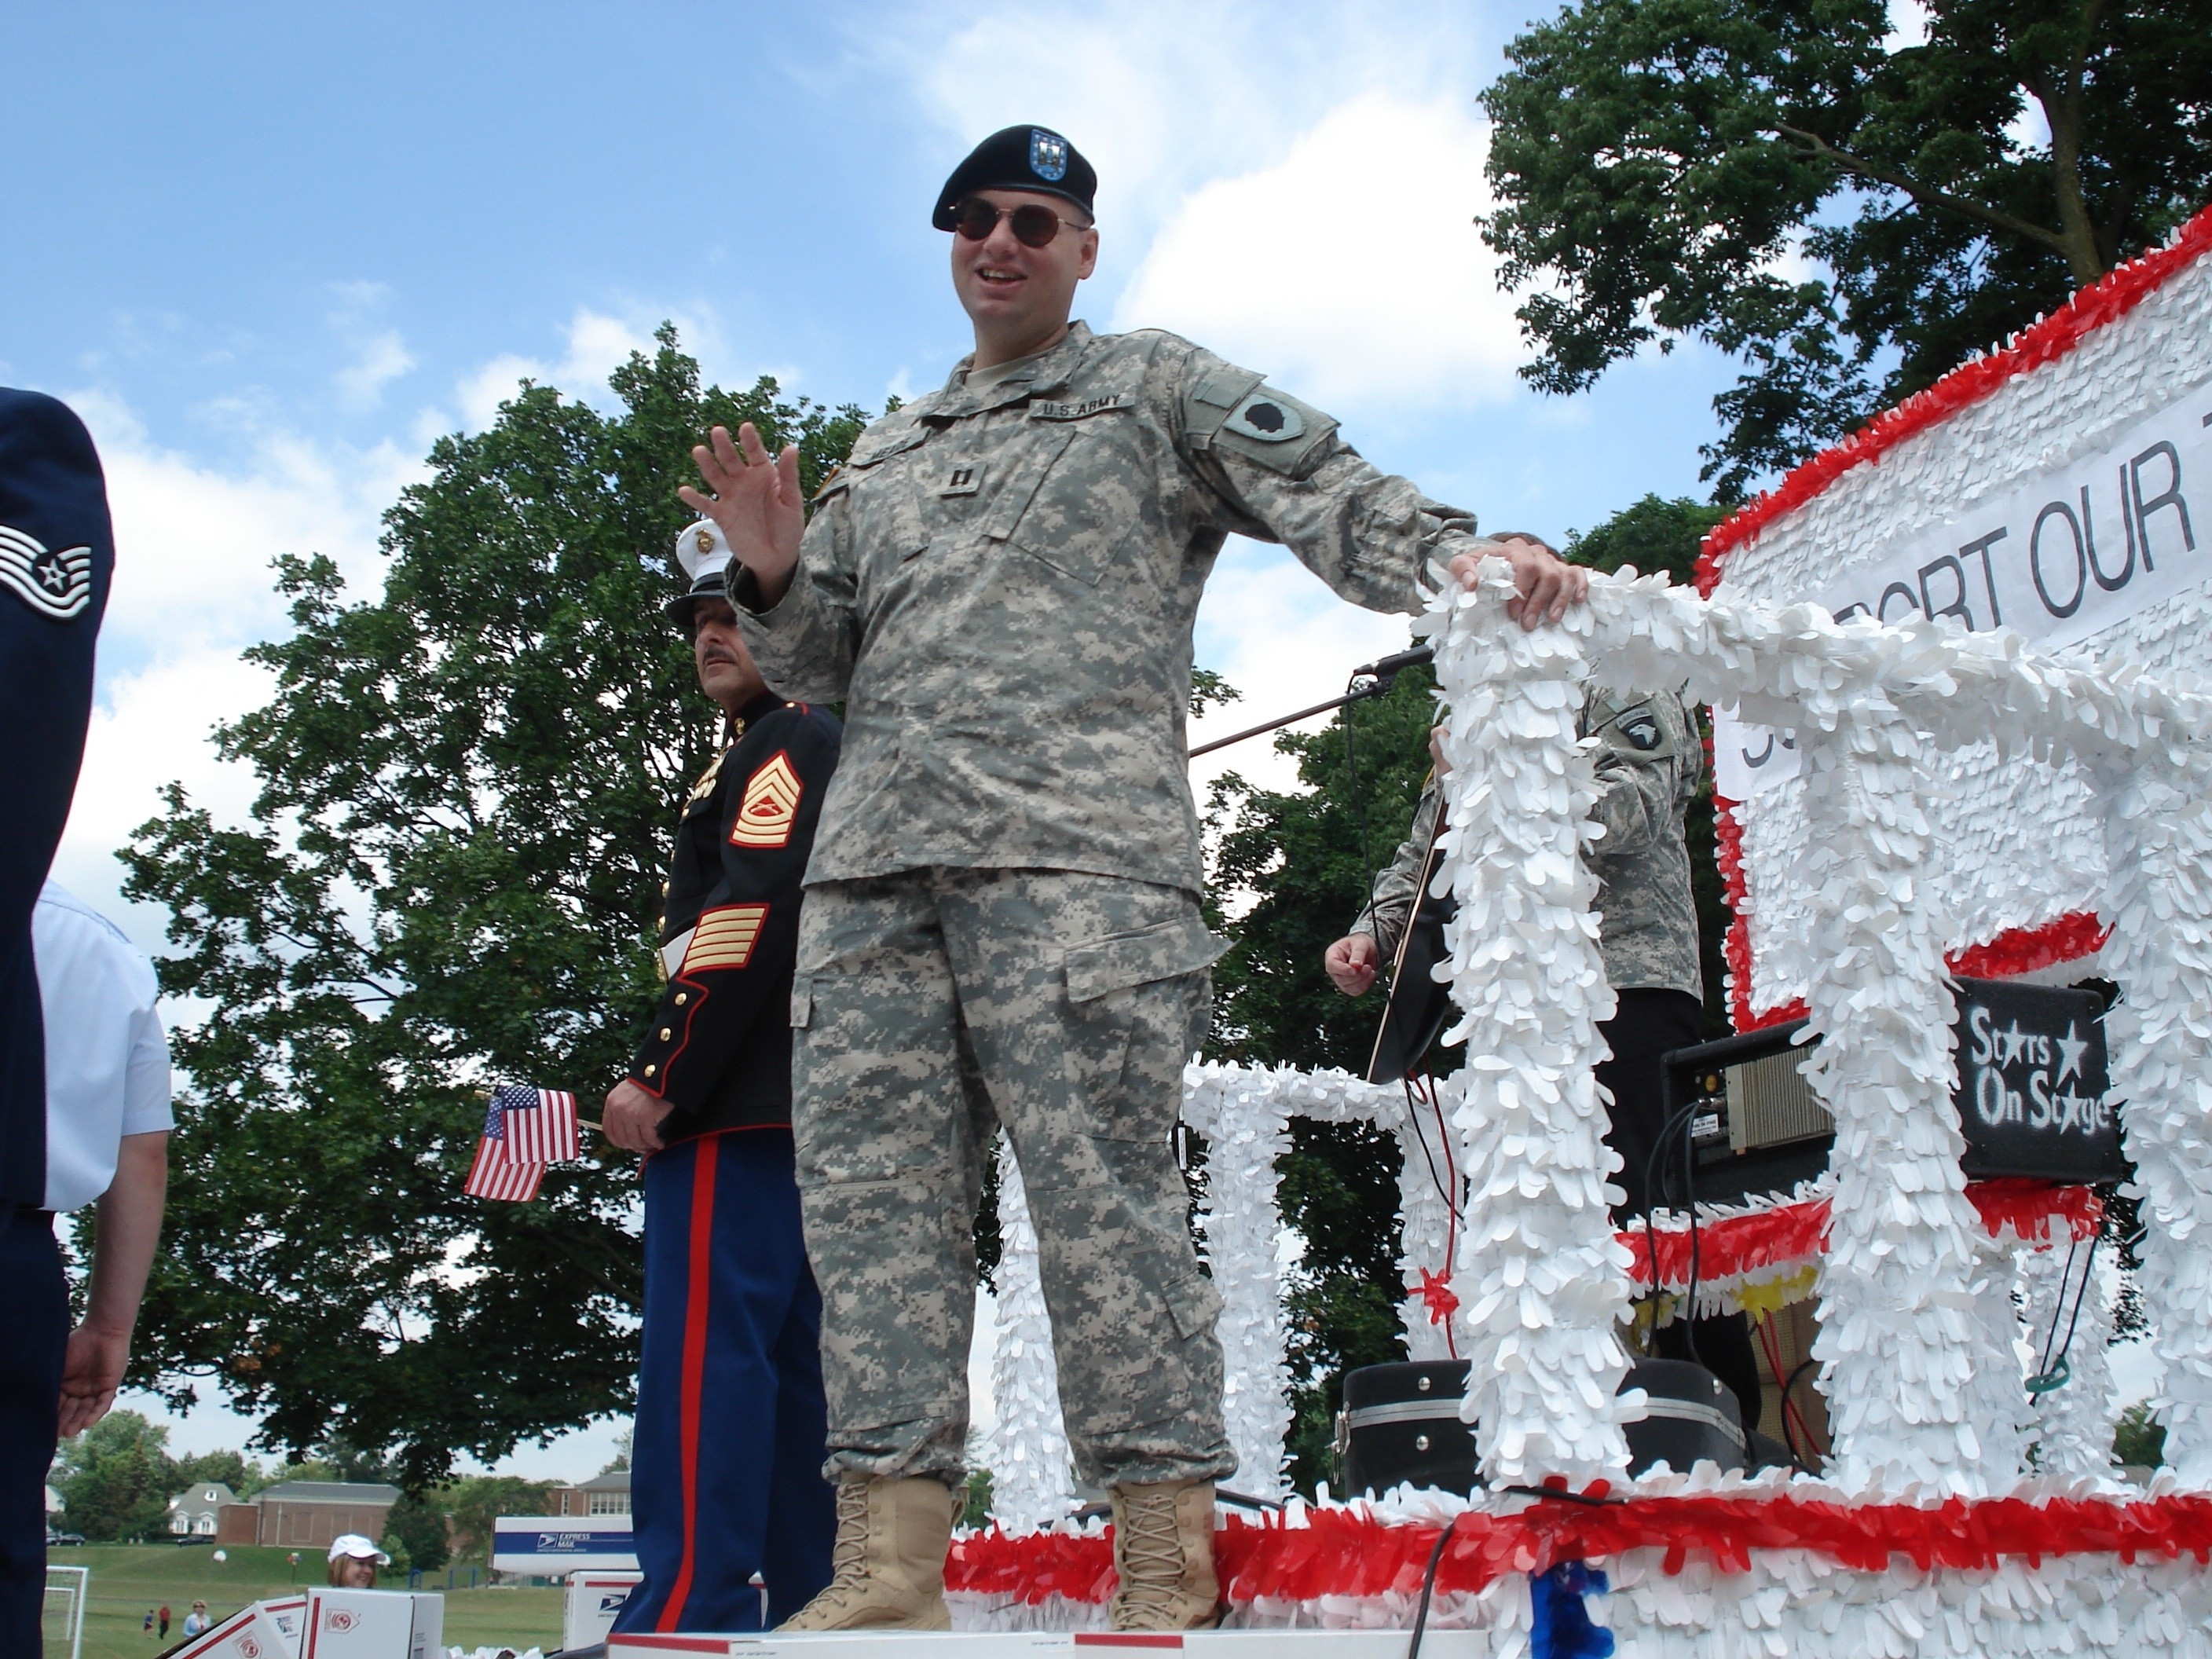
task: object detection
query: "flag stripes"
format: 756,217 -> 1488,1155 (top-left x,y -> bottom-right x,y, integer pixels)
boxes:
464,1136 -> 544,1202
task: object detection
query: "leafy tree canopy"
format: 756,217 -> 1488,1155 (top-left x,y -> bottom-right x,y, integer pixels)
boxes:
53,1410 -> 182,1541
1482,0 -> 2212,495
122,326 -> 870,1488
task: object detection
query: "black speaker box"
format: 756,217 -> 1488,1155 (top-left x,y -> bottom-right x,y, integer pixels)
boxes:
1337,1357 -> 1747,1496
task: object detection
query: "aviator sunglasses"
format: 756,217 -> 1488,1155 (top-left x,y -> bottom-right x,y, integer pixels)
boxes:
950,197 -> 1093,248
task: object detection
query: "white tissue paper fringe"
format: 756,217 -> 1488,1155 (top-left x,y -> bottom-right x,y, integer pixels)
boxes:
2018,1236 -> 2124,1482
981,1132 -> 1075,1531
1422,557 -> 1639,1487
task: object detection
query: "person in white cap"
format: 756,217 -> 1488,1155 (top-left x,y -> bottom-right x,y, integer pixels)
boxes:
326,1534 -> 388,1589
600,522 -> 841,1634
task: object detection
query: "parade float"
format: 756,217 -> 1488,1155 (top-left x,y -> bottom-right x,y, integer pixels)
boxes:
609,205 -> 2212,1656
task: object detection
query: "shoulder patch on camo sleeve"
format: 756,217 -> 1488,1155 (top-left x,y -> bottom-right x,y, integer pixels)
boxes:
730,749 -> 804,848
1203,383 -> 1333,475
679,903 -> 768,973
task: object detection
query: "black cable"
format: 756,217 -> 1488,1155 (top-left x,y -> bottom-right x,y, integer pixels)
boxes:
1403,1073 -> 1460,1224
1404,1512 -> 1462,1659
2036,1239 -> 2082,1379
1343,672 -> 1380,939
1778,1358 -> 1822,1470
2033,1236 -> 2100,1389
1680,1102 -> 1704,1367
1639,1101 -> 1704,1356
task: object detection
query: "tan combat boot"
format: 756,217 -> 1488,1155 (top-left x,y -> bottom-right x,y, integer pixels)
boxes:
777,1474 -> 955,1632
1107,1478 -> 1222,1632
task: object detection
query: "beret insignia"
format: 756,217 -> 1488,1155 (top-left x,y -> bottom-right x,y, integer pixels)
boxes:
1029,128 -> 1069,182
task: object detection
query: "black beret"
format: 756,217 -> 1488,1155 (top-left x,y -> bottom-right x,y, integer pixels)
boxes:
932,126 -> 1096,229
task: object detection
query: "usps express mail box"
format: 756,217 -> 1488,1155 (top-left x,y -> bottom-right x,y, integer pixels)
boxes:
173,1602 -> 298,1659
566,1569 -> 643,1650
301,1589 -> 443,1659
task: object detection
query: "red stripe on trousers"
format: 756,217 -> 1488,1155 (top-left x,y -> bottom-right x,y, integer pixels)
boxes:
656,1133 -> 721,1630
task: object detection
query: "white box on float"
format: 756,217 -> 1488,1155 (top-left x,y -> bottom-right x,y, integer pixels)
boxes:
170,1600 -> 301,1659
566,1568 -> 643,1649
299,1589 -> 443,1659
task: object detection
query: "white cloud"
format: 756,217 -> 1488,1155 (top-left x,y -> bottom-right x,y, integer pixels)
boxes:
51,648 -> 278,960
335,329 -> 417,410
866,0 -> 1493,271
40,392 -> 423,950
455,307 -> 665,431
1188,537 -> 1423,810
1112,94 -> 1523,412
65,390 -> 413,660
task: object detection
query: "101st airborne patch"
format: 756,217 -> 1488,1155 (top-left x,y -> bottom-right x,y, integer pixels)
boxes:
730,751 -> 804,848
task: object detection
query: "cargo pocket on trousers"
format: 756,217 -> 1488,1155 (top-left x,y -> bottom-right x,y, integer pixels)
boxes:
1063,913 -> 1227,1141
1163,1269 -> 1224,1342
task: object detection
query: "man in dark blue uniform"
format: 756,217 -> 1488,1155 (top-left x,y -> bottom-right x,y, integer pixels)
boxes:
602,519 -> 841,1633
0,390 -> 112,1652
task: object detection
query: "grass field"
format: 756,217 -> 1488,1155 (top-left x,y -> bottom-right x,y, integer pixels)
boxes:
42,1543 -> 566,1658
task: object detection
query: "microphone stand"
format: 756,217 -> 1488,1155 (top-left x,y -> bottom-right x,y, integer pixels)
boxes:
1187,645 -> 1433,759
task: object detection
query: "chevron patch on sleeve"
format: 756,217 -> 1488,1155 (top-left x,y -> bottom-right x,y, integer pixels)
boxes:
679,903 -> 769,973
730,750 -> 804,848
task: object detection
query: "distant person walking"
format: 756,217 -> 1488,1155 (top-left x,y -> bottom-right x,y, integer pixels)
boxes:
157,1603 -> 170,1639
0,390 -> 114,1657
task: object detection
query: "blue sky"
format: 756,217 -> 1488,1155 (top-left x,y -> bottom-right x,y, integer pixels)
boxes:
5,1 -> 1748,1474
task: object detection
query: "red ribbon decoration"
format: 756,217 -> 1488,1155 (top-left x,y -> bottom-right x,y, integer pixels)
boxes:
1412,1268 -> 1460,1326
947,1494 -> 2212,1607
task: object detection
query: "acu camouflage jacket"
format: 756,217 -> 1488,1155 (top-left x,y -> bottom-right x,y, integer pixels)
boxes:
1353,687 -> 1705,1002
731,322 -> 1507,895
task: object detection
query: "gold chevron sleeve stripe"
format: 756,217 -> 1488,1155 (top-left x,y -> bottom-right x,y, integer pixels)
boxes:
729,751 -> 804,848
679,903 -> 768,972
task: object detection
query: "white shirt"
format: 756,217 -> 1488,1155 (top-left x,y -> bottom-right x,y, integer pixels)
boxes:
34,881 -> 173,1212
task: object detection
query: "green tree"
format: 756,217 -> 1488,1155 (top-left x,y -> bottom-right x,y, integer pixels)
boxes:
439,1476 -> 551,1566
121,326 -> 870,1488
54,1410 -> 180,1541
1205,665 -> 1442,1492
2114,1399 -> 2166,1468
383,1489 -> 451,1573
1481,0 -> 2212,496
174,1449 -> 261,1494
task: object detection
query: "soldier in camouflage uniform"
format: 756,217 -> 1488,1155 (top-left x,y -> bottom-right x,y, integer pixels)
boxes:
1327,689 -> 1763,1433
681,124 -> 1588,1633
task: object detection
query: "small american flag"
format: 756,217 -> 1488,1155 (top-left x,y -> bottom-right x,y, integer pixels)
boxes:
463,1085 -> 580,1202
464,1137 -> 545,1203
484,1085 -> 580,1163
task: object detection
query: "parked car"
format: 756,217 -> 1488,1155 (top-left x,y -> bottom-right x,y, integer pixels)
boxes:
174,1534 -> 215,1547
46,1532 -> 86,1547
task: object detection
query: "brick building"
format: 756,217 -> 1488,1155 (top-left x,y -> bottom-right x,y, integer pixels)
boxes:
214,1479 -> 400,1547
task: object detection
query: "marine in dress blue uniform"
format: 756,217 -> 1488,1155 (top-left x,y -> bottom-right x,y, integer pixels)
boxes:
0,390 -> 112,1653
611,522 -> 841,1634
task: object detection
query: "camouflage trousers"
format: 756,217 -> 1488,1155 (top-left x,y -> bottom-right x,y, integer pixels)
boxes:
789,866 -> 1236,1490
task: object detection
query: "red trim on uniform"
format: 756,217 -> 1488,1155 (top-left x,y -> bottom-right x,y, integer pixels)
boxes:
656,1134 -> 722,1631
1696,203 -> 2212,595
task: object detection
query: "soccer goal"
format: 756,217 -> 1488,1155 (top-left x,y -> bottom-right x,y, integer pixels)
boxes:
42,1564 -> 86,1659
